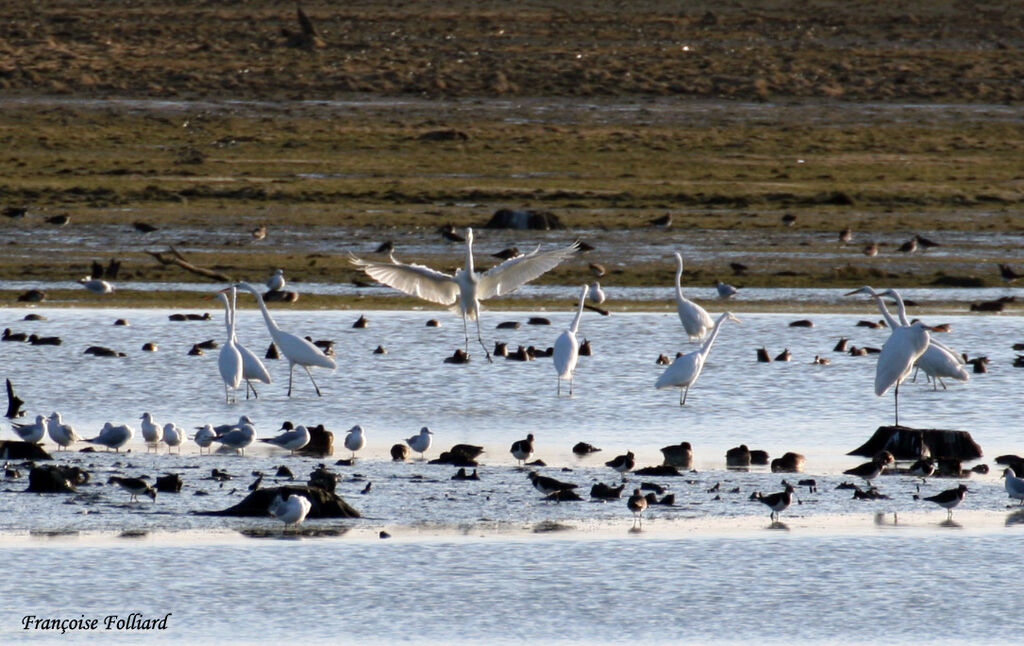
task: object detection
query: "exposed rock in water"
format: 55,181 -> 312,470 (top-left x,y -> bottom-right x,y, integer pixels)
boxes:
848,425 -> 983,461
0,441 -> 51,461
26,465 -> 89,493
194,485 -> 360,518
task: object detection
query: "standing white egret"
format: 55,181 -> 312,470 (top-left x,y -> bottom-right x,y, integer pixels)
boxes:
227,287 -> 272,398
553,285 -> 589,396
846,287 -> 947,423
877,288 -> 968,390
140,412 -> 161,452
655,312 -> 741,405
46,412 -> 81,450
233,282 -> 336,397
350,228 -> 578,361
673,252 -> 713,342
215,290 -> 243,403
266,268 -> 286,292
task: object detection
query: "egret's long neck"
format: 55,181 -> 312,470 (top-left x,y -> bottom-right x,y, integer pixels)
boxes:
887,290 -> 911,326
217,293 -> 233,338
465,234 -> 475,275
569,286 -> 588,334
699,315 -> 729,358
240,283 -> 281,335
870,294 -> 901,328
674,256 -> 685,300
229,287 -> 239,341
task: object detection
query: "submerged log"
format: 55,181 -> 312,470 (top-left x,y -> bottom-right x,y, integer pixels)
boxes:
194,485 -> 359,518
848,425 -> 982,461
0,440 -> 51,461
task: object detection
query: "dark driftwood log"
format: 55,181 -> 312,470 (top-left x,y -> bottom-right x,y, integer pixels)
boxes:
0,441 -> 51,461
26,465 -> 88,493
848,425 -> 983,461
145,246 -> 233,282
194,485 -> 360,518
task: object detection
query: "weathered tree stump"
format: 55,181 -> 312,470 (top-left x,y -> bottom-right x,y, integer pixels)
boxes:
26,465 -> 89,493
194,485 -> 359,518
848,425 -> 983,461
484,208 -> 563,230
0,441 -> 51,460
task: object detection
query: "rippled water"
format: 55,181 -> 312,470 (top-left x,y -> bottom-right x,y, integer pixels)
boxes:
2,306 -> 1023,643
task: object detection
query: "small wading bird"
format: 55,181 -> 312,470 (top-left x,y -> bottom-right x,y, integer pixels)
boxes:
12,415 -> 46,443
47,412 -> 81,450
344,425 -> 366,459
162,422 -> 184,454
553,285 -> 589,397
266,269 -> 286,292
260,424 -> 311,455
756,482 -> 796,522
232,282 -> 336,397
627,488 -> 648,527
510,434 -> 534,466
140,412 -> 161,452
655,312 -> 741,405
108,476 -> 156,502
673,252 -> 713,342
85,422 -> 134,452
350,228 -> 578,362
923,484 -> 968,519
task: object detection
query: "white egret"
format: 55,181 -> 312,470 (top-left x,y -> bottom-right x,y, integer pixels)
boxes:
553,285 -> 589,396
266,268 -> 286,292
878,288 -> 968,390
214,290 -> 243,403
140,412 -> 161,452
655,312 -> 741,405
845,287 -> 938,424
233,282 -> 336,397
162,422 -> 184,454
85,422 -> 134,452
46,412 -> 81,450
350,227 -> 578,361
673,253 -> 713,342
405,427 -> 433,459
11,415 -> 46,443
223,287 -> 272,398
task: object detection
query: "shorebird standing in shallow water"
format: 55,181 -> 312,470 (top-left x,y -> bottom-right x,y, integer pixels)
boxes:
46,412 -> 81,450
627,488 -> 648,528
672,252 -> 713,342
108,476 -> 156,502
844,451 -> 895,486
140,412 -> 161,452
606,451 -> 635,481
923,484 -> 969,519
510,434 -> 534,466
655,312 -> 741,405
757,482 -> 796,522
344,425 -> 366,459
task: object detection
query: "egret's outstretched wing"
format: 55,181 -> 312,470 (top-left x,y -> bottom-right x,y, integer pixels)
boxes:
477,242 -> 579,299
350,255 -> 459,305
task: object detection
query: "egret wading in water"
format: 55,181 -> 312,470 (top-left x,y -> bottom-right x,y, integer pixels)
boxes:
673,252 -> 713,342
232,282 -> 336,397
215,291 -> 243,403
553,285 -> 589,396
220,287 -> 272,399
876,288 -> 968,390
349,228 -> 578,362
655,312 -> 741,405
846,287 -> 936,425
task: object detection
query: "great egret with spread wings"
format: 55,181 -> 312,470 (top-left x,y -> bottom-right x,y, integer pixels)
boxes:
350,228 -> 578,361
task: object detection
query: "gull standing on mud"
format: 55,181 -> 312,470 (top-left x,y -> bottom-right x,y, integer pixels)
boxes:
193,424 -> 217,455
12,415 -> 46,443
212,423 -> 256,455
673,252 -> 713,342
266,268 -> 286,292
140,412 -> 162,452
553,285 -> 589,397
260,424 -> 311,455
47,412 -> 81,450
85,422 -> 134,452
162,422 -> 184,454
405,427 -> 433,459
344,425 -> 366,459
350,228 -> 578,362
270,491 -> 311,528
233,282 -> 336,397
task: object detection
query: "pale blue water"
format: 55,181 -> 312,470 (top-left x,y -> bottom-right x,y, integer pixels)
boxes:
1,306 -> 1022,643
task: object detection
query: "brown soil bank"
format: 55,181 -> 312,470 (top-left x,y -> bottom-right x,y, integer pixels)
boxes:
1,0 -> 1022,102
